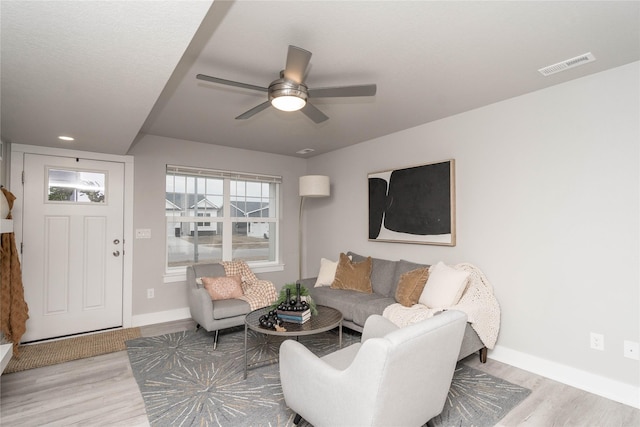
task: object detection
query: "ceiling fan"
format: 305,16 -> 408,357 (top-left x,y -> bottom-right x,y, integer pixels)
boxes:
196,45 -> 377,123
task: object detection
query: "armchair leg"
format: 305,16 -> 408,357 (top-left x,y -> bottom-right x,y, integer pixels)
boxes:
479,347 -> 487,363
213,330 -> 219,350
293,414 -> 302,425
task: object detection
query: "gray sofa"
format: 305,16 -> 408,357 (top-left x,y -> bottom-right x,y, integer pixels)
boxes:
298,251 -> 487,362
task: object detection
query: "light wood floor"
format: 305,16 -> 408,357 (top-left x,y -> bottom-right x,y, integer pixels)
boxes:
1,319 -> 638,426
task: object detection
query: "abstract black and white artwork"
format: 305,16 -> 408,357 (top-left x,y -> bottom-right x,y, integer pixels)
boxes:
368,159 -> 455,245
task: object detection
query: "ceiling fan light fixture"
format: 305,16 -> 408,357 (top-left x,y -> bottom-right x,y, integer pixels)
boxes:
269,78 -> 308,112
271,95 -> 306,112
196,45 -> 377,122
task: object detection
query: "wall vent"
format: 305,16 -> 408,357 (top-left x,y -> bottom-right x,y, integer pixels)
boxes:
538,52 -> 596,76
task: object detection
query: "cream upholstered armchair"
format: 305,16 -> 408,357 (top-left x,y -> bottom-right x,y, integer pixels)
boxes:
279,310 -> 467,426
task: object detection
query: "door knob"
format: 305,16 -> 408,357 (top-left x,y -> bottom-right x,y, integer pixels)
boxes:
113,250 -> 120,257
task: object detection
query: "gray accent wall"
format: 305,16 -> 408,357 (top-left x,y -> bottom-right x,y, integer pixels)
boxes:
128,135 -> 306,316
304,62 -> 639,390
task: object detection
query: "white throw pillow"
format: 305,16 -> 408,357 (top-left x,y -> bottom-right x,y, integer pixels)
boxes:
315,258 -> 339,287
418,262 -> 470,308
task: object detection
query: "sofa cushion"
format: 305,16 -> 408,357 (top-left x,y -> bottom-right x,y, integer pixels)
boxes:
202,275 -> 243,300
351,295 -> 396,327
331,253 -> 373,293
348,251 -> 397,297
419,262 -> 469,308
395,267 -> 429,307
309,286 -> 394,326
308,287 -> 365,322
211,298 -> 251,320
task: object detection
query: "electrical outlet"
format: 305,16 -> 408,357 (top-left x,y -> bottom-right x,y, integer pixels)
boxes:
147,288 -> 154,299
590,332 -> 604,351
624,341 -> 639,360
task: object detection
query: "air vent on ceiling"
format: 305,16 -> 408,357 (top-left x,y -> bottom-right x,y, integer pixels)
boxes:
538,52 -> 596,76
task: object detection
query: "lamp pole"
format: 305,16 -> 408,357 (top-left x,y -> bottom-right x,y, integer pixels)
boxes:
298,196 -> 306,281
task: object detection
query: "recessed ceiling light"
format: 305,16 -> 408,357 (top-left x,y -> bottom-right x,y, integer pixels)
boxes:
296,148 -> 315,155
58,136 -> 75,141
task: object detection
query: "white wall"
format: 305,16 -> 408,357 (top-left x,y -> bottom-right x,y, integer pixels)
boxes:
0,140 -> 8,187
128,135 -> 306,317
305,62 -> 639,403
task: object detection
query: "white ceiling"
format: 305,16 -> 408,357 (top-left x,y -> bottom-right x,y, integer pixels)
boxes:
2,1 -> 639,158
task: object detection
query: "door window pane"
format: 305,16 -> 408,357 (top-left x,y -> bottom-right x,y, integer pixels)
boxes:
47,168 -> 106,203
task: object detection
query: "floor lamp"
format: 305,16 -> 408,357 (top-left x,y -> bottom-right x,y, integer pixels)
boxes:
299,175 -> 330,281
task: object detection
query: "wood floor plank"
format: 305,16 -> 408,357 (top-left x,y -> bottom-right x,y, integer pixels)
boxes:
465,357 -> 640,427
2,320 -> 638,426
0,350 -> 148,427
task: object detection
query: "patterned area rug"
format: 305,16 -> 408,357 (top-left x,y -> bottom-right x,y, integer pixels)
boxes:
126,327 -> 530,427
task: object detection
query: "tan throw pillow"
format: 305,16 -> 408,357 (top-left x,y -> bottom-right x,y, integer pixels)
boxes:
330,253 -> 373,293
201,275 -> 244,301
395,267 -> 429,307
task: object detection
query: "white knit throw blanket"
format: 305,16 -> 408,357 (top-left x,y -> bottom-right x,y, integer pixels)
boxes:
382,263 -> 500,349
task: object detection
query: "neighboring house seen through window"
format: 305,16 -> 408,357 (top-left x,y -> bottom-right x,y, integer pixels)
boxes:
165,165 -> 280,273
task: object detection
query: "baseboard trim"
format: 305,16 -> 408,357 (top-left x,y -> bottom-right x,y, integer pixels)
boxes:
489,345 -> 640,409
131,307 -> 192,328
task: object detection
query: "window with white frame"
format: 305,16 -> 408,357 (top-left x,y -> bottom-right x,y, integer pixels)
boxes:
165,165 -> 280,272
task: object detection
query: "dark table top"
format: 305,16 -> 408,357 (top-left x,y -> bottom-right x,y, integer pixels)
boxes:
245,305 -> 343,337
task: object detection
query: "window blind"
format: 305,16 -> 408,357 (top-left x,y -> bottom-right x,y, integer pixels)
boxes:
166,165 -> 282,184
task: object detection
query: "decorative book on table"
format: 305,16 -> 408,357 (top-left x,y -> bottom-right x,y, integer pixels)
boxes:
277,308 -> 311,324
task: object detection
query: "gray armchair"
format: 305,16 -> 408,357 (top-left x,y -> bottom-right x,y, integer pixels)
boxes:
279,310 -> 467,426
186,263 -> 251,348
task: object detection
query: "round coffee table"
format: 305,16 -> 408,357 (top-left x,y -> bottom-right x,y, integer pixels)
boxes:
244,305 -> 343,378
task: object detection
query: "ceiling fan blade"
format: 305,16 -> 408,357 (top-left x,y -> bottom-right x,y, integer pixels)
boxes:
309,84 -> 377,98
284,45 -> 312,84
235,101 -> 271,120
196,74 -> 268,93
300,103 -> 329,123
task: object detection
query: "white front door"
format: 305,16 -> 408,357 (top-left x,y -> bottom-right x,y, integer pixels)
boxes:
21,154 -> 125,342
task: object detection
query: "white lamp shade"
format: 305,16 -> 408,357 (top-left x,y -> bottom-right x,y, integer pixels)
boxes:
299,175 -> 330,197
